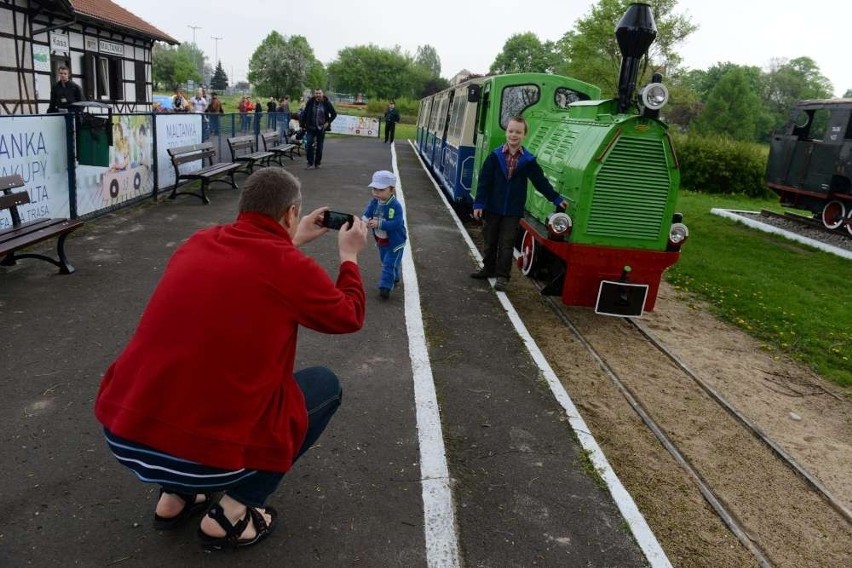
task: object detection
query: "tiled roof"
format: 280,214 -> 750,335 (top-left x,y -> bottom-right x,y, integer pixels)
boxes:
70,0 -> 178,44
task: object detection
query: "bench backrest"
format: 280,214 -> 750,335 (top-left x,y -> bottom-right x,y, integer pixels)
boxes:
261,132 -> 279,150
1,174 -> 25,193
228,136 -> 256,159
0,191 -> 31,228
1,174 -> 27,226
168,142 -> 215,167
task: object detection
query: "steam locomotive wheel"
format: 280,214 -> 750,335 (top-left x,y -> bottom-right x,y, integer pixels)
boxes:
519,230 -> 539,276
821,200 -> 845,230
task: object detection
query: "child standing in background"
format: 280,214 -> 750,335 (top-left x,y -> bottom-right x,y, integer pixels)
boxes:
363,170 -> 407,299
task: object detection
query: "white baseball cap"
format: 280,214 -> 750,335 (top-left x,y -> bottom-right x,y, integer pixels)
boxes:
368,170 -> 396,189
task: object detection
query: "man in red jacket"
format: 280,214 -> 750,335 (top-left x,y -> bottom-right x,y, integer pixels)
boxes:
95,167 -> 368,551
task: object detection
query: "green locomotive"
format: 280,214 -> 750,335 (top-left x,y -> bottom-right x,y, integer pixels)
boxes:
417,3 -> 687,316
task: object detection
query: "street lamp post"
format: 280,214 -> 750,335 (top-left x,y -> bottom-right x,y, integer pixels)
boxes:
211,36 -> 222,66
187,24 -> 201,45
187,25 -> 202,88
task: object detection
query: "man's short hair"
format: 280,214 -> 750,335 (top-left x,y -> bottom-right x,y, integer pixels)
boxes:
58,65 -> 69,73
238,168 -> 302,220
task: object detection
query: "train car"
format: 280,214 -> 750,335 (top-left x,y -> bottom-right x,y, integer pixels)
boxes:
765,98 -> 852,235
415,2 -> 686,316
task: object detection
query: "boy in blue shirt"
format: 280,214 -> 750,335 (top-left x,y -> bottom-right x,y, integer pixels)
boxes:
363,170 -> 407,299
472,116 -> 566,292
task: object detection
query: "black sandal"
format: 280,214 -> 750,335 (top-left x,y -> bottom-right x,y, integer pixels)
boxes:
152,489 -> 212,530
198,502 -> 278,551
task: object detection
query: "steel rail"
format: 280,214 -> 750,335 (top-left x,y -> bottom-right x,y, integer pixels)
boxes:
628,317 -> 852,526
537,291 -> 774,568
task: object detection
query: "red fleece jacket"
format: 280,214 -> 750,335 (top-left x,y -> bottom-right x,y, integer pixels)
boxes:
95,212 -> 365,471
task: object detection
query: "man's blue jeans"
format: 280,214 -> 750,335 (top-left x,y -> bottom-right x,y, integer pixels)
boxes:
227,366 -> 342,506
106,366 -> 342,508
304,129 -> 327,166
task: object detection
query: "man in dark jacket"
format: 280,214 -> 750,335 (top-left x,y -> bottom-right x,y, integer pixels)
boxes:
383,101 -> 400,143
471,116 -> 567,292
299,89 -> 337,169
47,65 -> 83,113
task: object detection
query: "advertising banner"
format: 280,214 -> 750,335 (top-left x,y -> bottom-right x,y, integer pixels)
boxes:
331,115 -> 379,138
76,114 -> 154,216
155,114 -> 203,189
0,116 -> 70,229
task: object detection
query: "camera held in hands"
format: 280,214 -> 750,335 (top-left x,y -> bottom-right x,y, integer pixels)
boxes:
321,210 -> 354,231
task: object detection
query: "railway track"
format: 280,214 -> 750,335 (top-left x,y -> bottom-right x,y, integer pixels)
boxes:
759,208 -> 852,240
531,287 -> 852,568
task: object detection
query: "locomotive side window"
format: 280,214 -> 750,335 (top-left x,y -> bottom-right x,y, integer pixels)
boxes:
792,108 -> 830,141
809,109 -> 830,141
500,84 -> 540,129
554,87 -> 586,108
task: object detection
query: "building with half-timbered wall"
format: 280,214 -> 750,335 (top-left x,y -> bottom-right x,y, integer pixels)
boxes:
0,0 -> 176,115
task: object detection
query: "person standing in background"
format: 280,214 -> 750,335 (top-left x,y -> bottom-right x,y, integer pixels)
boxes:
300,89 -> 337,169
267,97 -> 278,129
277,96 -> 292,142
254,98 -> 263,134
383,101 -> 400,144
47,65 -> 83,113
207,93 -> 224,136
191,88 -> 209,139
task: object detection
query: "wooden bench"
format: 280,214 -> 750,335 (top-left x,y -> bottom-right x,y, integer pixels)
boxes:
227,136 -> 275,174
0,174 -> 84,274
167,143 -> 241,205
261,132 -> 300,165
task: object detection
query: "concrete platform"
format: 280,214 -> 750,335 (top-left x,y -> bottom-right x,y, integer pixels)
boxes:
0,136 -> 664,567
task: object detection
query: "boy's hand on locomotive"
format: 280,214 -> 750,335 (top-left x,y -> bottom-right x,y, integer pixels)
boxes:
473,208 -> 483,220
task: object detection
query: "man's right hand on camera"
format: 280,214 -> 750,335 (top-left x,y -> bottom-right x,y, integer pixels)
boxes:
338,217 -> 367,264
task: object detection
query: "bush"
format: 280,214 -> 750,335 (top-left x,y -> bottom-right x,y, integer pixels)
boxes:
672,133 -> 772,197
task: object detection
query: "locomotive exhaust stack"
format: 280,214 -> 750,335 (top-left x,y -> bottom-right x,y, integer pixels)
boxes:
615,3 -> 657,113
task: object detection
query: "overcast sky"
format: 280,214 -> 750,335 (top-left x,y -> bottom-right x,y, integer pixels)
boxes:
115,0 -> 851,98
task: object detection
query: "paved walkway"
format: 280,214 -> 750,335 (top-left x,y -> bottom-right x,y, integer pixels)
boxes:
0,136 -> 666,567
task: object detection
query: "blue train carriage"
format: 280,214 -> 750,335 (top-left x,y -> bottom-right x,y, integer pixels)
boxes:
765,98 -> 852,235
416,78 -> 485,208
473,3 -> 687,316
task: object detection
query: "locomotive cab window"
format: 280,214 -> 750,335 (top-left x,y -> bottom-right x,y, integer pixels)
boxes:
554,87 -> 587,108
500,84 -> 540,129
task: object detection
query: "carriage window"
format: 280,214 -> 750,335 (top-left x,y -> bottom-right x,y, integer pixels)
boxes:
500,84 -> 539,128
555,87 -> 585,108
448,92 -> 466,140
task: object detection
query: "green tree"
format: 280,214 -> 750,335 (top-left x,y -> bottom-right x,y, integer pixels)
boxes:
762,56 -> 833,134
178,43 -> 207,83
844,89 -> 852,98
558,0 -> 696,96
415,45 -> 441,77
248,33 -> 319,99
326,45 -> 412,99
490,33 -> 558,74
691,67 -> 763,140
210,61 -> 228,91
152,43 -> 201,90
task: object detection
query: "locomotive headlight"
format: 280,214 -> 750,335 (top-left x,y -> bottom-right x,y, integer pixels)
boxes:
640,83 -> 669,110
547,212 -> 573,237
668,222 -> 689,245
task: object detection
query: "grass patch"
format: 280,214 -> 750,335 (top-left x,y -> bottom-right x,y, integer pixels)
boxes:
668,191 -> 851,387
